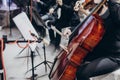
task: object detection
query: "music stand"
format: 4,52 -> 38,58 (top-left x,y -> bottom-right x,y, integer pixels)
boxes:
26,43 -> 53,74
13,12 -> 39,80
12,12 -> 52,79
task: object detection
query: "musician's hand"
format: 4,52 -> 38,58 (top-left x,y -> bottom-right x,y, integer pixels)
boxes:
63,28 -> 72,38
49,8 -> 54,14
74,0 -> 84,11
56,0 -> 63,6
74,6 -> 79,11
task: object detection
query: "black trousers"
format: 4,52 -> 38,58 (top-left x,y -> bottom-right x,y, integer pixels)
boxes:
49,24 -> 65,47
76,56 -> 120,80
49,19 -> 70,47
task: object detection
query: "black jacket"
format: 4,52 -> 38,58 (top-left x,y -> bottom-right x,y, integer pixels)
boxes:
105,0 -> 120,53
53,0 -> 78,27
84,0 -> 120,61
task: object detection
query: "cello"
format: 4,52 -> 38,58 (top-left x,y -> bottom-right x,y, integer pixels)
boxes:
49,0 -> 107,80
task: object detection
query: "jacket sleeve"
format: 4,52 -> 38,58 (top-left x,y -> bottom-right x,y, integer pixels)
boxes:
108,0 -> 120,25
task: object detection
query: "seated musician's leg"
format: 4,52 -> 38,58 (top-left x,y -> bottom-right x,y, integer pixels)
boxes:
48,29 -> 55,44
55,29 -> 62,49
76,56 -> 120,80
50,22 -> 62,49
44,14 -> 57,44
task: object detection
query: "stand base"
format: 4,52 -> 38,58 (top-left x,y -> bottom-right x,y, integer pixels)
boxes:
15,46 -> 42,59
26,60 -> 53,73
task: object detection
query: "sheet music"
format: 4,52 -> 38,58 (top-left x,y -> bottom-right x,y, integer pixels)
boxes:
13,12 -> 39,51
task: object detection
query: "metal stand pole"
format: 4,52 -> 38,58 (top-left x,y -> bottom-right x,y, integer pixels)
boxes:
31,50 -> 35,80
26,43 -> 53,74
8,0 -> 12,36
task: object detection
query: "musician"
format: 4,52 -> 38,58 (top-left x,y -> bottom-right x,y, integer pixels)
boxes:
48,0 -> 80,50
76,0 -> 120,80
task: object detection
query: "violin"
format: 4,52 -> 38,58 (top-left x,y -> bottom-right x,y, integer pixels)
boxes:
49,0 -> 107,80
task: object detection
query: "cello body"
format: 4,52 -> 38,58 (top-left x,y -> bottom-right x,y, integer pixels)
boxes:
49,14 -> 105,80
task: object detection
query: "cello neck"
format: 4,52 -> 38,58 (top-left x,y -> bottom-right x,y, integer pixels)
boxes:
93,0 -> 107,14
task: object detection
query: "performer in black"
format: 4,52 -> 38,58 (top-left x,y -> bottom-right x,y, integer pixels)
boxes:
48,0 -> 80,50
76,0 -> 120,80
